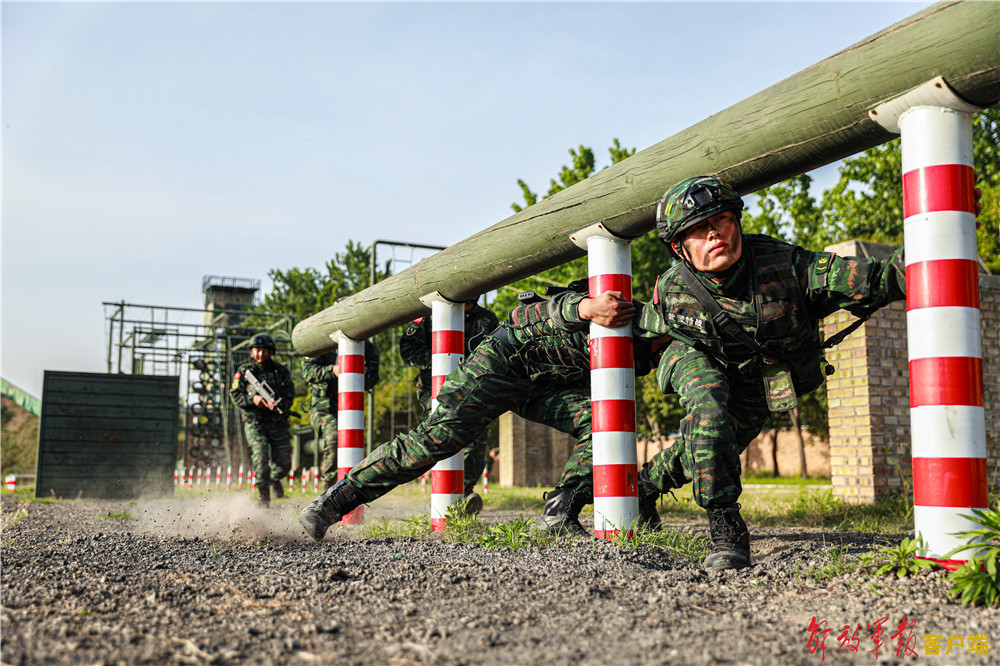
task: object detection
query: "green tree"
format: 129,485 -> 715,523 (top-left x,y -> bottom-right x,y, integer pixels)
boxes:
260,240 -> 390,323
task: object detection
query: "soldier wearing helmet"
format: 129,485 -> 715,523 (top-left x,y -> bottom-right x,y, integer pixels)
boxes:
551,174 -> 982,570
230,333 -> 296,506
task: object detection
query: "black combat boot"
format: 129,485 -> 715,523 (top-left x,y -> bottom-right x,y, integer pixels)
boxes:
272,479 -> 284,499
462,492 -> 483,516
637,463 -> 662,532
298,479 -> 366,541
703,503 -> 751,571
535,487 -> 588,536
257,482 -> 271,508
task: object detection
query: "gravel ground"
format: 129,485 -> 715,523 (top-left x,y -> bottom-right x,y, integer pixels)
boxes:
2,493 -> 997,665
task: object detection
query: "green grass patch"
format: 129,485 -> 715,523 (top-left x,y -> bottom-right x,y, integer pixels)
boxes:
94,510 -> 135,521
743,471 -> 831,486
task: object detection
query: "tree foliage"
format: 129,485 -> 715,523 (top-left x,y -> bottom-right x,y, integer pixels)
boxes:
259,240 -> 391,324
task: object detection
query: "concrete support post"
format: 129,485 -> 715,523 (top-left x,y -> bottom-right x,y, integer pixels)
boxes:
332,332 -> 366,525
421,292 -> 465,532
571,223 -> 639,538
871,77 -> 987,565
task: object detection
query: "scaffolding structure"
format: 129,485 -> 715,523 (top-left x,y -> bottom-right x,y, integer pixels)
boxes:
103,276 -> 294,473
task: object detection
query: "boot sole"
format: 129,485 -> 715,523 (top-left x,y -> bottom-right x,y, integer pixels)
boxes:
298,513 -> 331,542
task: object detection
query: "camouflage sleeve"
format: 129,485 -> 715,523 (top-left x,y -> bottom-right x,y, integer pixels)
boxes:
798,245 -> 907,319
399,318 -> 431,368
301,356 -> 335,384
545,292 -> 588,331
633,300 -> 673,339
364,340 -> 381,390
229,367 -> 255,412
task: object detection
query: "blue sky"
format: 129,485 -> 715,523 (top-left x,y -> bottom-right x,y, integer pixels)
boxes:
1,1 -> 934,397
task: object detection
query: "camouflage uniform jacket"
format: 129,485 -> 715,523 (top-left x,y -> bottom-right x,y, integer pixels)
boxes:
302,341 -> 381,413
636,234 -> 906,394
399,303 -> 499,390
230,359 -> 296,423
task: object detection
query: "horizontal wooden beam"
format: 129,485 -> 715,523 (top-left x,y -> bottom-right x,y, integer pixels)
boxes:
294,0 -> 1000,355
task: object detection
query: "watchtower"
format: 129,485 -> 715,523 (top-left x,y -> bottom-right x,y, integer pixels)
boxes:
202,275 -> 260,328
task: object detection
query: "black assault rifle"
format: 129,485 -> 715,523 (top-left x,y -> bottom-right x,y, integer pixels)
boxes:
242,368 -> 289,416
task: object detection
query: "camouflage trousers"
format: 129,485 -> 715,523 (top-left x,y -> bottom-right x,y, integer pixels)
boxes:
416,387 -> 490,495
242,418 -> 292,486
645,340 -> 770,509
311,410 -> 339,486
346,337 -> 594,504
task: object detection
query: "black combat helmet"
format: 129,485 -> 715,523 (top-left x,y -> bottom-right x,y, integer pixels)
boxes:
249,333 -> 277,350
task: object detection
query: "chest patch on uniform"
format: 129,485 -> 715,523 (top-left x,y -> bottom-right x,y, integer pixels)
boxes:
404,323 -> 419,336
668,312 -> 707,331
815,253 -> 832,274
231,373 -> 241,390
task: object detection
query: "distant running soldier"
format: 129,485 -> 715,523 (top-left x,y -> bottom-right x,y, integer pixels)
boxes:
302,341 -> 380,490
399,299 -> 498,512
230,334 -> 296,506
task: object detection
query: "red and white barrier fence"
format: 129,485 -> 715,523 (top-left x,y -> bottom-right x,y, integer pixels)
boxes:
421,293 -> 466,532
871,77 -> 987,567
572,223 -> 639,539
333,332 -> 366,525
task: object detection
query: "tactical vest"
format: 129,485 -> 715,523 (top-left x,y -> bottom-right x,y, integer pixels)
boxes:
656,234 -> 824,395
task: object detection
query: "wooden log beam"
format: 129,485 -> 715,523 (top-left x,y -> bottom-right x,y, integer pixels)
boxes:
294,0 -> 1000,355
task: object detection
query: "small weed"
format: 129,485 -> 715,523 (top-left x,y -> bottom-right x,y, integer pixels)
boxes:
401,513 -> 430,537
643,528 -> 710,565
870,537 -> 935,578
96,510 -> 134,521
945,508 -> 1000,607
793,545 -> 875,584
0,501 -> 29,531
481,518 -> 534,551
442,502 -> 486,544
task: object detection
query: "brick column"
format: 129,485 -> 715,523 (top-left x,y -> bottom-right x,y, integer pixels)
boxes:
825,241 -> 999,505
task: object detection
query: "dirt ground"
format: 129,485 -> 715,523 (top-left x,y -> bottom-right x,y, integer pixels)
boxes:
2,492 -> 997,665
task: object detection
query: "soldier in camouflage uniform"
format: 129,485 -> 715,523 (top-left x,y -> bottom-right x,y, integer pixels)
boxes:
399,301 -> 499,512
302,341 -> 380,490
298,291 -> 663,541
230,334 -> 296,506
555,175 -> 917,571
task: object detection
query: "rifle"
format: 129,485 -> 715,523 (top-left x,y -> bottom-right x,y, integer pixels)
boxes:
242,367 -> 289,416
517,279 -> 590,305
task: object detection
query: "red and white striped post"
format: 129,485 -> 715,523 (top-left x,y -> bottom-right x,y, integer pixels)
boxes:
226,465 -> 232,491
216,466 -> 222,490
237,464 -> 244,490
420,293 -> 466,532
313,466 -> 319,494
871,77 -> 987,566
571,223 -> 639,539
332,332 -> 366,525
288,469 -> 295,494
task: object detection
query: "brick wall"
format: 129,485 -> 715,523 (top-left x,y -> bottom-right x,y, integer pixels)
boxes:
825,240 -> 999,503
498,412 -> 577,488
